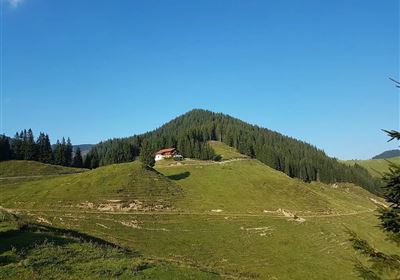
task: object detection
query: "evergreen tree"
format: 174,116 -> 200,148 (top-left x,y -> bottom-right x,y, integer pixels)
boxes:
348,79 -> 400,279
53,140 -> 63,166
379,131 -> 400,237
0,135 -> 11,161
83,154 -> 92,169
23,129 -> 37,160
348,129 -> 400,279
11,132 -> 23,159
66,138 -> 73,166
36,133 -> 53,163
72,147 -> 83,168
139,139 -> 155,167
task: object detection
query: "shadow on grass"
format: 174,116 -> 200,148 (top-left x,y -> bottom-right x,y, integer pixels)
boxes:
167,171 -> 191,181
0,223 -> 140,259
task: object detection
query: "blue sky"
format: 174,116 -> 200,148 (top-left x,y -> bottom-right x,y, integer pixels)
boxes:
1,0 -> 398,159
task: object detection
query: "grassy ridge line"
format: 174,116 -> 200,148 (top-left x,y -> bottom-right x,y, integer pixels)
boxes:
0,160 -> 87,177
342,156 -> 400,178
0,161 -> 182,210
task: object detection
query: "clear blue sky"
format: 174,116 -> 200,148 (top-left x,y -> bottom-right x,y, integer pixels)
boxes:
1,0 -> 399,159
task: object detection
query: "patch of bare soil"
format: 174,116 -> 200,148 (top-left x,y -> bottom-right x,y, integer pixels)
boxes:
264,208 -> 306,223
77,200 -> 170,212
241,226 -> 274,237
120,220 -> 142,229
369,198 -> 388,208
37,217 -> 52,225
0,205 -> 20,215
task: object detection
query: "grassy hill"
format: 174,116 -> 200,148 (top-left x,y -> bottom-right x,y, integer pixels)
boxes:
0,160 -> 86,178
0,143 -> 397,279
86,109 -> 382,195
0,161 -> 182,211
343,157 -> 400,178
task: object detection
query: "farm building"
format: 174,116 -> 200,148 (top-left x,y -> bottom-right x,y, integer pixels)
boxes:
155,148 -> 183,161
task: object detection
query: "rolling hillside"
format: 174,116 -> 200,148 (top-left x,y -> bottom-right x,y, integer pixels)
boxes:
0,144 -> 396,279
86,109 -> 382,195
343,157 -> 400,178
0,160 -> 86,178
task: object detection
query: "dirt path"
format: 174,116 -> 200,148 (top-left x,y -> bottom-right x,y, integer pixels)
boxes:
156,158 -> 249,168
7,207 -> 375,219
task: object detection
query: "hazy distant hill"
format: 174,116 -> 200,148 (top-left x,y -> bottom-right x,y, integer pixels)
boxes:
73,144 -> 93,156
372,149 -> 400,159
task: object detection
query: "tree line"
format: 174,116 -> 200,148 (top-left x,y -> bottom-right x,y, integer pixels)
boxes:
85,109 -> 382,194
0,129 -> 83,168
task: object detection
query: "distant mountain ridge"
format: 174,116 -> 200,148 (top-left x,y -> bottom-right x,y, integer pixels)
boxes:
73,144 -> 94,156
372,149 -> 400,159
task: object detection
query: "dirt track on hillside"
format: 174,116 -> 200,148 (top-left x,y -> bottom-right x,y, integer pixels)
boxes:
5,206 -> 375,219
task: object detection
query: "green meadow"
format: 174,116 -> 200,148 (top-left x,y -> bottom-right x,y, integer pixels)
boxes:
342,156 -> 400,178
0,143 -> 397,279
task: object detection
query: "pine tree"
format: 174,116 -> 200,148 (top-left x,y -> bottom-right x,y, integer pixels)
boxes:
72,147 -> 83,168
139,139 -> 155,167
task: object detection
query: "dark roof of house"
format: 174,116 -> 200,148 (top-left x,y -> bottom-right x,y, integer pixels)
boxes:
156,148 -> 176,155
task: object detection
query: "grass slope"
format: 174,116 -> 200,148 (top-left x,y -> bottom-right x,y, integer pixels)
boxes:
0,143 -> 397,279
343,157 -> 400,178
0,160 -> 86,178
0,210 -> 220,279
0,161 -> 182,211
208,140 -> 248,160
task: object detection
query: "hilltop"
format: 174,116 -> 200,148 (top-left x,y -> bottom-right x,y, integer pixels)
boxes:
0,143 -> 396,279
86,109 -> 382,195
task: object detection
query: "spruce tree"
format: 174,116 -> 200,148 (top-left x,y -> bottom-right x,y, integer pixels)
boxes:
36,133 -> 53,163
72,147 -> 83,168
23,129 -> 37,160
379,132 -> 400,237
66,138 -> 73,166
0,135 -> 11,161
139,139 -> 155,167
347,79 -> 400,279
